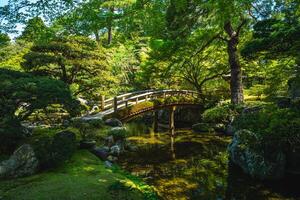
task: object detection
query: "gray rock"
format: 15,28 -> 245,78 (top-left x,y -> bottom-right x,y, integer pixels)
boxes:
91,147 -> 109,160
213,123 -> 226,133
115,140 -> 125,152
104,161 -> 113,168
228,130 -> 286,180
105,118 -> 123,127
225,124 -> 235,136
0,144 -> 39,179
105,135 -> 115,147
110,145 -> 121,156
107,155 -> 118,162
62,120 -> 70,127
125,142 -> 138,152
79,140 -> 96,149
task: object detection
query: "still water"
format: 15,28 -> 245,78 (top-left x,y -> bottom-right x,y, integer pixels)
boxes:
118,123 -> 300,200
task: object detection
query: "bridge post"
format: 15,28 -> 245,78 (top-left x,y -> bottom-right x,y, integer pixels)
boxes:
154,111 -> 159,133
136,97 -> 138,104
169,106 -> 176,136
114,96 -> 118,113
101,95 -> 105,110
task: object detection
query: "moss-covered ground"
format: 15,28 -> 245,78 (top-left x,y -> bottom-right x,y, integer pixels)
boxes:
0,150 -> 157,200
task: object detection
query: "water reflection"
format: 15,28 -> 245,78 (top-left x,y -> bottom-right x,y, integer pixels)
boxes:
121,123 -> 300,200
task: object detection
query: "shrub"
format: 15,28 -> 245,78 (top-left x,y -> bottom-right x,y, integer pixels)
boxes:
233,105 -> 300,151
0,69 -> 80,153
32,130 -> 77,169
0,119 -> 24,154
108,127 -> 127,141
72,118 -> 103,140
202,103 -> 241,124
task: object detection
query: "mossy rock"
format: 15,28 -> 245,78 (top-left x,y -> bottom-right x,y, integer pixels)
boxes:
108,127 -> 127,141
228,129 -> 286,180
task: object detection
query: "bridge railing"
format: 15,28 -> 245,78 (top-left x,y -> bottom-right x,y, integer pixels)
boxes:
99,89 -> 199,114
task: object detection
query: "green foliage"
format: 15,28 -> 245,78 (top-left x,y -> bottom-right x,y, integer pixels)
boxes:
0,69 -> 80,121
0,69 -> 79,153
32,131 -> 77,169
71,119 -> 103,140
202,104 -> 240,124
288,75 -> 300,99
0,150 -> 149,200
233,105 -> 300,150
0,0 -> 77,33
0,33 -> 10,47
18,17 -> 53,42
21,36 -> 115,99
0,40 -> 31,70
108,128 -> 127,141
108,170 -> 159,200
192,123 -> 213,133
246,84 -> 267,99
0,119 -> 24,154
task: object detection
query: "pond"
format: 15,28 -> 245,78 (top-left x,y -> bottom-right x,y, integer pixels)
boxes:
118,122 -> 300,200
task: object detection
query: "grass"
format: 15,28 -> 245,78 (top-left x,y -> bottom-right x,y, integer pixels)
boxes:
0,150 -> 157,200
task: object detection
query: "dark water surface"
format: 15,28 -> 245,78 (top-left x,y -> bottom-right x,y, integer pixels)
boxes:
119,123 -> 300,200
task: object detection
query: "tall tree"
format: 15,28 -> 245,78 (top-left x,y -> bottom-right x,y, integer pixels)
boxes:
166,0 -> 275,104
0,0 -> 77,33
18,17 -> 52,42
0,32 -> 10,47
21,36 -> 115,99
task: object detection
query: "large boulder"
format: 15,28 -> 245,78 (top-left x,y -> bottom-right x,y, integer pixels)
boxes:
105,118 -> 123,127
0,144 -> 39,179
90,147 -> 109,160
228,130 -> 286,180
79,140 -> 96,149
213,123 -> 226,133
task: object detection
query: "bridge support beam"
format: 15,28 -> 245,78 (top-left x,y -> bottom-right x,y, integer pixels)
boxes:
169,106 -> 176,136
153,111 -> 159,133
114,97 -> 118,113
101,95 -> 105,110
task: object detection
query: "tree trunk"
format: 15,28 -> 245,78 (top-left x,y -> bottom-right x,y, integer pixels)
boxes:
107,25 -> 112,45
224,22 -> 244,105
94,31 -> 100,45
61,64 -> 68,83
107,7 -> 114,45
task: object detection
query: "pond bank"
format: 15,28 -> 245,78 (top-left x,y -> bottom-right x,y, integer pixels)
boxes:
0,150 -> 156,200
118,124 -> 300,200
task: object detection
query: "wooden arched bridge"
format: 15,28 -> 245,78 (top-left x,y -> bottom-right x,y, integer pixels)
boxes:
92,90 -> 199,116
83,89 -> 201,134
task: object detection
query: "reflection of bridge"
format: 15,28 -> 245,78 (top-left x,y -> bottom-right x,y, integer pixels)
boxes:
84,89 -> 201,134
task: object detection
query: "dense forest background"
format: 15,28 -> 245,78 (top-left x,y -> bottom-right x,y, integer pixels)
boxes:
1,1 -> 300,199
0,0 -> 300,152
0,0 -> 299,102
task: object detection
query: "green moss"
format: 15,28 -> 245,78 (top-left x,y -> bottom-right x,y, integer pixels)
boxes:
0,150 -> 156,200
